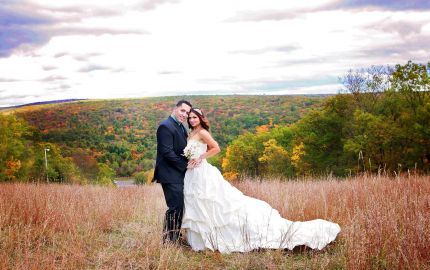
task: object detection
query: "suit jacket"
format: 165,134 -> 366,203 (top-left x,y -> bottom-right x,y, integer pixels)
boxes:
153,116 -> 188,184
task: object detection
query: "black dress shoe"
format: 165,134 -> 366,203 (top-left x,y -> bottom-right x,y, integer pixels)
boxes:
176,237 -> 191,248
162,237 -> 190,248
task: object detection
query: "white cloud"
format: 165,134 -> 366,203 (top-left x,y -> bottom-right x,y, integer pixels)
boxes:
0,0 -> 429,107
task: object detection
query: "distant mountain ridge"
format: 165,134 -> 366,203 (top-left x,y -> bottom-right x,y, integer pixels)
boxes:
0,99 -> 87,110
0,95 -> 335,110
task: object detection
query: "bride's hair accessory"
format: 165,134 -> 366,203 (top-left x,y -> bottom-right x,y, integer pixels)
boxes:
193,108 -> 203,116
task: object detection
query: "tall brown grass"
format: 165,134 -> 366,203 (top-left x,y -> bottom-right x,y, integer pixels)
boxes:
236,175 -> 430,269
1,175 -> 429,269
0,183 -> 161,269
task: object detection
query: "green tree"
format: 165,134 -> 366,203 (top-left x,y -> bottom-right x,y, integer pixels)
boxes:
96,163 -> 115,185
293,95 -> 355,176
0,114 -> 32,181
390,61 -> 430,114
389,61 -> 430,171
343,110 -> 404,173
31,143 -> 82,183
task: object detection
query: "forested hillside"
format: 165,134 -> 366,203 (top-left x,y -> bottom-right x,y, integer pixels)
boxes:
222,61 -> 430,179
2,61 -> 428,184
1,95 -> 326,183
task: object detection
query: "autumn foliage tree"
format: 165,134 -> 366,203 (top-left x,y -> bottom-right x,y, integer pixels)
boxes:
0,114 -> 114,184
222,61 -> 430,179
0,114 -> 32,181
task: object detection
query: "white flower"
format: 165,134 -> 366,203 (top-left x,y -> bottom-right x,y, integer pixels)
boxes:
183,142 -> 200,159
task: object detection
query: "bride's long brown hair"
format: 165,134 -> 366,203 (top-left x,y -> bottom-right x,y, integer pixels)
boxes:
188,108 -> 210,131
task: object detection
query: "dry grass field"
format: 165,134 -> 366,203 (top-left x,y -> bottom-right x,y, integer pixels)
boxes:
1,175 -> 429,269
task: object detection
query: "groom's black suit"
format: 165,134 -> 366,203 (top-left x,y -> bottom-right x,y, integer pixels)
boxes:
154,116 -> 188,242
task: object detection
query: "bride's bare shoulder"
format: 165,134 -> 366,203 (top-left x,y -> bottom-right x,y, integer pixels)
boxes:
198,129 -> 210,136
198,129 -> 213,140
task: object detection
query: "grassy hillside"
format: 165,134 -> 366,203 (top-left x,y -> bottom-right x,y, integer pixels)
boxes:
10,95 -> 327,177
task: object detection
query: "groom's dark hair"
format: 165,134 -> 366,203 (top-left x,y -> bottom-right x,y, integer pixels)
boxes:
176,100 -> 192,108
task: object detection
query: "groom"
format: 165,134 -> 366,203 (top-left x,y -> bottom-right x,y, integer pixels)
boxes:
153,100 -> 192,244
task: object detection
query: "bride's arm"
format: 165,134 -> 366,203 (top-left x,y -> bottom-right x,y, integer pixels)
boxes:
197,129 -> 220,160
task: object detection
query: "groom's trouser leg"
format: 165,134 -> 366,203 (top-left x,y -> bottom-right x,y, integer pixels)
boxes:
161,183 -> 184,242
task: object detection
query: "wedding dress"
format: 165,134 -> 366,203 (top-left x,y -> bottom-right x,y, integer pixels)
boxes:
181,140 -> 340,253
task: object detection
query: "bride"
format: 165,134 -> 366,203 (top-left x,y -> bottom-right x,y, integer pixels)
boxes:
181,108 -> 340,253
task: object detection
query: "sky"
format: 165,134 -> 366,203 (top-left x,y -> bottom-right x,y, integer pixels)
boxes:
0,0 -> 429,107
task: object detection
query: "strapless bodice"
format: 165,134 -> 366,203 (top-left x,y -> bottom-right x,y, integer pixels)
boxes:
184,139 -> 208,159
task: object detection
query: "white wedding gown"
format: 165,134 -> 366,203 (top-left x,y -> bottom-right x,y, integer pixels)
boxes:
181,140 -> 340,253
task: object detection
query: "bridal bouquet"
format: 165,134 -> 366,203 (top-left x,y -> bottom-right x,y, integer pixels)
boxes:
183,142 -> 199,159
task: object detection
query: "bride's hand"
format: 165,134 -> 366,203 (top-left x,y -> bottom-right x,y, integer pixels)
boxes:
187,161 -> 195,169
188,158 -> 202,168
187,159 -> 197,168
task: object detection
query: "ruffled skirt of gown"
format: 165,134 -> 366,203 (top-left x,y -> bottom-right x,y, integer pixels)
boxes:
181,160 -> 341,253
